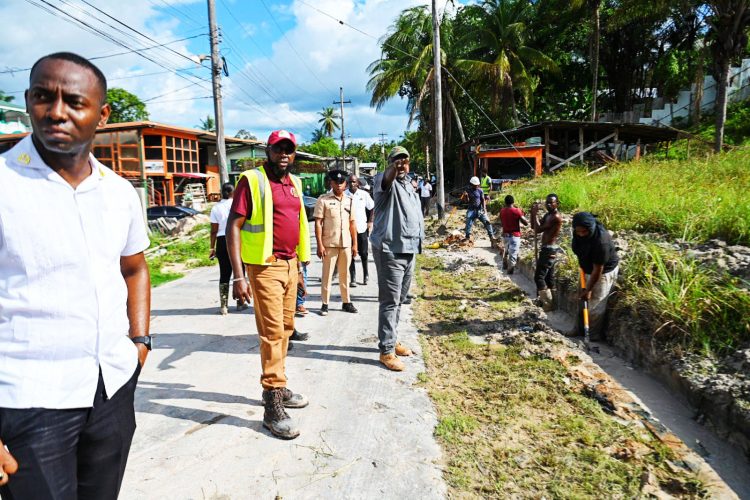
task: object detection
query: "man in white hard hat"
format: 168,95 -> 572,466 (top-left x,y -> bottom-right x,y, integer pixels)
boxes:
464,176 -> 496,242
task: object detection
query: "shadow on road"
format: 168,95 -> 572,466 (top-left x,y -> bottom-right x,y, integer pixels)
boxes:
135,381 -> 263,432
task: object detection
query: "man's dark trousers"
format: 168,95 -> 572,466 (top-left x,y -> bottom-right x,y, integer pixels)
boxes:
534,245 -> 559,290
349,230 -> 370,282
0,365 -> 140,500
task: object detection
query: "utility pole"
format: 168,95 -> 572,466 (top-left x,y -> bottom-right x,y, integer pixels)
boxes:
378,132 -> 388,169
431,0 -> 445,220
207,0 -> 228,185
333,87 -> 351,159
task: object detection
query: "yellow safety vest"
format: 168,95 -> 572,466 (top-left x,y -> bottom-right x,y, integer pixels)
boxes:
239,166 -> 311,265
480,175 -> 492,194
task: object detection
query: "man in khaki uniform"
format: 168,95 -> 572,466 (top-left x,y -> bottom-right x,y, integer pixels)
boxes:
314,170 -> 358,316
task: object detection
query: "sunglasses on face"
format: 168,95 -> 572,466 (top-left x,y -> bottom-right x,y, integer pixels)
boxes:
270,143 -> 295,154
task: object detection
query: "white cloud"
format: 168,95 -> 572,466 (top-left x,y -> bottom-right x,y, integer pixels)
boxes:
0,0 -> 437,142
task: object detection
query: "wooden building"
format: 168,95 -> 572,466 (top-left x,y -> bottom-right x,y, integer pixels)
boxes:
459,121 -> 682,187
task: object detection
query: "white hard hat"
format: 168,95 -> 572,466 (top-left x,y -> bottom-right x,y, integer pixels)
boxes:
469,176 -> 480,186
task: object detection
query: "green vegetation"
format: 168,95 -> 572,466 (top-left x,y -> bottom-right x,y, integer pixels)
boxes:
147,224 -> 213,287
106,87 -> 149,123
496,148 -> 750,246
620,242 -> 750,354
415,254 -> 704,498
371,1 -> 750,178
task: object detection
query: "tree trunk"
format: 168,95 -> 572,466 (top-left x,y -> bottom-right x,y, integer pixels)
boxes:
447,93 -> 466,143
715,59 -> 730,152
591,2 -> 600,121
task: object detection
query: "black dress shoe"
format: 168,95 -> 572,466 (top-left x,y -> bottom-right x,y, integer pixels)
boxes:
290,329 -> 309,341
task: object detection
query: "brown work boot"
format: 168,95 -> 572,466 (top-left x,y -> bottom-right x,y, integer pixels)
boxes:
262,389 -> 300,440
379,353 -> 405,371
395,343 -> 413,356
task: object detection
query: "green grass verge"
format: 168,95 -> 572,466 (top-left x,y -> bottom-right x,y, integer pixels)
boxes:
491,148 -> 750,245
147,224 -> 214,287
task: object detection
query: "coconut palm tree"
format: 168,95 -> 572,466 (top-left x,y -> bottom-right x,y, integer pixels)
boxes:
457,0 -> 559,126
367,6 -> 466,143
318,107 -> 340,137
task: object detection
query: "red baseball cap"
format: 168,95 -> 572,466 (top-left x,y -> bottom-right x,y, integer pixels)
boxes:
267,130 -> 297,147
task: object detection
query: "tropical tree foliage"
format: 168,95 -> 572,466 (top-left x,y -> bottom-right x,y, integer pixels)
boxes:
197,115 -> 215,133
106,88 -> 149,123
370,0 -> 748,184
318,107 -> 340,137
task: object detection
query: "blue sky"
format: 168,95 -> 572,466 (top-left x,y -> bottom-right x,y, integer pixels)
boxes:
0,0 -> 448,145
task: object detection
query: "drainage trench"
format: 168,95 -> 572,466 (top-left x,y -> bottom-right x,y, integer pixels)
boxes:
462,243 -> 750,497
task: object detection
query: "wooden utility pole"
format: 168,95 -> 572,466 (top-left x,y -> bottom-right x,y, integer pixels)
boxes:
207,0 -> 228,185
431,0 -> 445,220
378,132 -> 388,168
333,87 -> 351,154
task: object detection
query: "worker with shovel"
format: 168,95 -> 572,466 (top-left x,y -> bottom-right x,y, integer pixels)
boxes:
570,212 -> 620,340
530,194 -> 563,311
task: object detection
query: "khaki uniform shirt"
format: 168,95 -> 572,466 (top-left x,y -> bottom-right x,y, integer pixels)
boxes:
313,193 -> 356,248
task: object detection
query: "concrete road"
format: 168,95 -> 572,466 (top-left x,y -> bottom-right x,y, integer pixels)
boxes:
120,253 -> 446,499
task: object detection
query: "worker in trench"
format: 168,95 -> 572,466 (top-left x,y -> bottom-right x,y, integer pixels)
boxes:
569,212 -> 620,339
530,194 -> 563,311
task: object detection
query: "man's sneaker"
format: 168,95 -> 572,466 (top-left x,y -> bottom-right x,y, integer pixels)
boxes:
280,387 -> 309,408
236,302 -> 249,312
363,277 -> 368,285
320,304 -> 328,316
290,329 -> 309,341
295,305 -> 308,316
350,280 -> 358,288
379,353 -> 405,371
262,389 -> 300,439
395,342 -> 413,356
342,302 -> 358,313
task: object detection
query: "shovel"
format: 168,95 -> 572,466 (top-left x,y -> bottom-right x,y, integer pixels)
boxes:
580,269 -> 599,353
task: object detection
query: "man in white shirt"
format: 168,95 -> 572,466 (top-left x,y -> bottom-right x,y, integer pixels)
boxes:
0,53 -> 151,498
346,173 -> 374,286
419,179 -> 432,216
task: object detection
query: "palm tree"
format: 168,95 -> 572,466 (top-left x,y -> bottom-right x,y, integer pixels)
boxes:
367,6 -> 466,144
310,128 -> 325,143
457,0 -> 559,126
197,115 -> 215,133
318,107 -> 340,137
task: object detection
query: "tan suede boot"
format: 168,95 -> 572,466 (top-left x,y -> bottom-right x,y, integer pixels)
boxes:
380,353 -> 405,371
395,343 -> 413,356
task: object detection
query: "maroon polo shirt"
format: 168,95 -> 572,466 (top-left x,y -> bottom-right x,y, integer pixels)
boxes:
500,206 -> 524,237
231,166 -> 302,260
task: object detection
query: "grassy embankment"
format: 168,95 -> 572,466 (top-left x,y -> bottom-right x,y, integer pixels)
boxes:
488,148 -> 750,356
414,254 -> 704,498
147,223 -> 213,287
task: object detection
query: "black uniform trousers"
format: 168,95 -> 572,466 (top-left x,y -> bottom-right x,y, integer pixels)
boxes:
0,364 -> 140,500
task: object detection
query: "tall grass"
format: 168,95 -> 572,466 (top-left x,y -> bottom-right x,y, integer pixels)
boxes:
493,149 -> 750,245
620,243 -> 750,355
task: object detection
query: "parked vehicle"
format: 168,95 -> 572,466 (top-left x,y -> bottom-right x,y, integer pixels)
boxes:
303,196 -> 317,221
147,205 -> 200,221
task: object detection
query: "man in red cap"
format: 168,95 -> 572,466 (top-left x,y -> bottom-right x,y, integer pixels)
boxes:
226,130 -> 311,440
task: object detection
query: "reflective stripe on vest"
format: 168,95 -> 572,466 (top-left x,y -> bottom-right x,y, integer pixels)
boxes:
241,169 -> 265,233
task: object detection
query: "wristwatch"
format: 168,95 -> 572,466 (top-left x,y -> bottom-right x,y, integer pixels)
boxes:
131,335 -> 153,351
